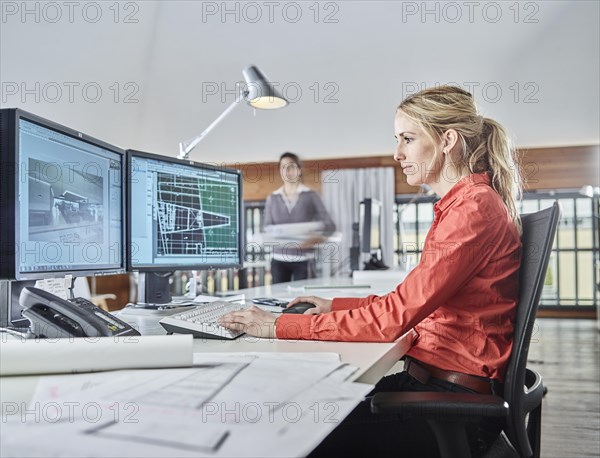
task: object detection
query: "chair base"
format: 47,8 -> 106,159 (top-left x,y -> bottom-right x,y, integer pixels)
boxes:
484,433 -> 519,458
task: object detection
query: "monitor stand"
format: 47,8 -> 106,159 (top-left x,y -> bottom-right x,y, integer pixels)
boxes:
134,272 -> 195,309
0,279 -> 36,331
363,252 -> 389,271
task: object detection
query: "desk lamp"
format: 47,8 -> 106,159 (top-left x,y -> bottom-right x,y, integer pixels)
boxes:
178,65 -> 289,160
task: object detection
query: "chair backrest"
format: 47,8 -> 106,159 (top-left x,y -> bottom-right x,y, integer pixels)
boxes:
503,202 -> 560,457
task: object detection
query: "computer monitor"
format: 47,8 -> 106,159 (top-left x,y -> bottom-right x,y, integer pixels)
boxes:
359,198 -> 388,270
0,108 -> 126,326
127,150 -> 243,304
359,198 -> 382,255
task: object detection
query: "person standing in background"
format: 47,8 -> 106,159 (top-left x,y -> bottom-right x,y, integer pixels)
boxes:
264,152 -> 336,284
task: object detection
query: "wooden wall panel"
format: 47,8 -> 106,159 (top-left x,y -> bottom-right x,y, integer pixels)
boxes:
229,145 -> 599,201
92,274 -> 131,311
520,145 -> 599,190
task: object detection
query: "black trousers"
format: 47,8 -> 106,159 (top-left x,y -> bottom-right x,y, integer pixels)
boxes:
271,259 -> 314,284
308,371 -> 502,458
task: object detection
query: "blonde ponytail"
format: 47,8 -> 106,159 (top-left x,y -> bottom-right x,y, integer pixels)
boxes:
479,118 -> 522,233
399,86 -> 522,232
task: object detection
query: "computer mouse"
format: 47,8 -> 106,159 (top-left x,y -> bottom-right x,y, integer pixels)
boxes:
281,302 -> 317,314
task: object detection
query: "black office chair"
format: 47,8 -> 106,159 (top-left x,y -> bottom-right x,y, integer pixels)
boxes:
371,202 -> 560,458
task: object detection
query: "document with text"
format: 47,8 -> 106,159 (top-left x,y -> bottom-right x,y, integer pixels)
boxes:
1,352 -> 373,457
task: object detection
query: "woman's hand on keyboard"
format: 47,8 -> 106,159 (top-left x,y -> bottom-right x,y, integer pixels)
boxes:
218,306 -> 277,338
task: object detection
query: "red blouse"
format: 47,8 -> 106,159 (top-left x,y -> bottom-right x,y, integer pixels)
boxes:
275,173 -> 522,381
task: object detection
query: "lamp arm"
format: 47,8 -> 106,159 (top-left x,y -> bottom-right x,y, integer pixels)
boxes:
178,89 -> 248,160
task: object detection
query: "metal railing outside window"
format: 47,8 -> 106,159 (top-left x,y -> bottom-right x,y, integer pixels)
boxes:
241,190 -> 599,310
393,189 -> 600,310
394,194 -> 438,270
519,190 -> 599,310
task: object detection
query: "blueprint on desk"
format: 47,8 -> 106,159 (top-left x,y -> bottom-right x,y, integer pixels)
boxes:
1,353 -> 373,458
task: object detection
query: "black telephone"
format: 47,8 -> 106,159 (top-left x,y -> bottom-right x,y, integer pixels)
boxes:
18,287 -> 140,338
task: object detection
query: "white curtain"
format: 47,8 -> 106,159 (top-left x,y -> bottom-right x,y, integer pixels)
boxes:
322,167 -> 396,276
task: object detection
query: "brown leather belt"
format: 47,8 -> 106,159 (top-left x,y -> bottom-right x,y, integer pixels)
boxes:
405,357 -> 493,395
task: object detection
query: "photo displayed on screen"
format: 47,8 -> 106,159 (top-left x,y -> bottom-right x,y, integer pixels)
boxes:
18,119 -> 123,275
28,157 -> 104,241
130,154 -> 241,268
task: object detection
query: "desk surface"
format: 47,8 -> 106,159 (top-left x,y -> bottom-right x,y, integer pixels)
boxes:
1,276 -> 412,458
117,275 -> 411,385
231,275 -> 404,300
196,337 -> 411,385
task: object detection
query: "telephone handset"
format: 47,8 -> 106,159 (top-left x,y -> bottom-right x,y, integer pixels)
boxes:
19,287 -> 140,338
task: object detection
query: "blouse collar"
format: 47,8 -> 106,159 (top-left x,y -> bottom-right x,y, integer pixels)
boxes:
434,172 -> 492,214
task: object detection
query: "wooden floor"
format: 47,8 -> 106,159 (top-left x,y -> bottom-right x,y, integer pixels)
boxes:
527,318 -> 600,458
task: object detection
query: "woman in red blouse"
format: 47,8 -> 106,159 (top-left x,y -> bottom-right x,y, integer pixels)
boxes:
221,85 -> 522,457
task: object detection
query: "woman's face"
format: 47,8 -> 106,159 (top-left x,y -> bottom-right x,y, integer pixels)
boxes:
279,157 -> 301,183
393,110 -> 443,187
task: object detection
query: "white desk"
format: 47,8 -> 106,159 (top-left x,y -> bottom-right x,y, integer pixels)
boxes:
117,275 -> 412,384
2,276 -> 412,402
227,275 -> 405,301
1,276 -> 413,458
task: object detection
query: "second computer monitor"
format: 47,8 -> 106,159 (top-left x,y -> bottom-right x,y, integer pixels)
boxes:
359,198 -> 382,255
127,150 -> 243,274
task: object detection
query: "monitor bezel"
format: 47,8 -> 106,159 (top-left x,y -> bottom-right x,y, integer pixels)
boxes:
0,108 -> 127,281
359,198 -> 382,254
126,149 -> 244,273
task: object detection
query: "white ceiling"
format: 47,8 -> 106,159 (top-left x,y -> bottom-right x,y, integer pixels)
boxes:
1,1 -> 599,163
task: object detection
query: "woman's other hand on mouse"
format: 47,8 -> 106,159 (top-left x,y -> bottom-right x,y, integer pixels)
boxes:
286,296 -> 332,314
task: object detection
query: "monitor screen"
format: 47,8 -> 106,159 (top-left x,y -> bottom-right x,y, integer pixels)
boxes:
127,150 -> 243,272
359,198 -> 382,254
0,109 -> 126,281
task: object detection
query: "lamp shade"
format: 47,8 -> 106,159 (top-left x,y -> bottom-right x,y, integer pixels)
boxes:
242,65 -> 288,109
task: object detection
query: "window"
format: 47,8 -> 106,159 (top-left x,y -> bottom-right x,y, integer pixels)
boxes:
519,190 -> 599,310
394,190 -> 600,310
394,194 -> 438,270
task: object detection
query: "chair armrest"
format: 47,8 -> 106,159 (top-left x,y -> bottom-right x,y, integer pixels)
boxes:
371,392 -> 509,421
523,368 -> 544,412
